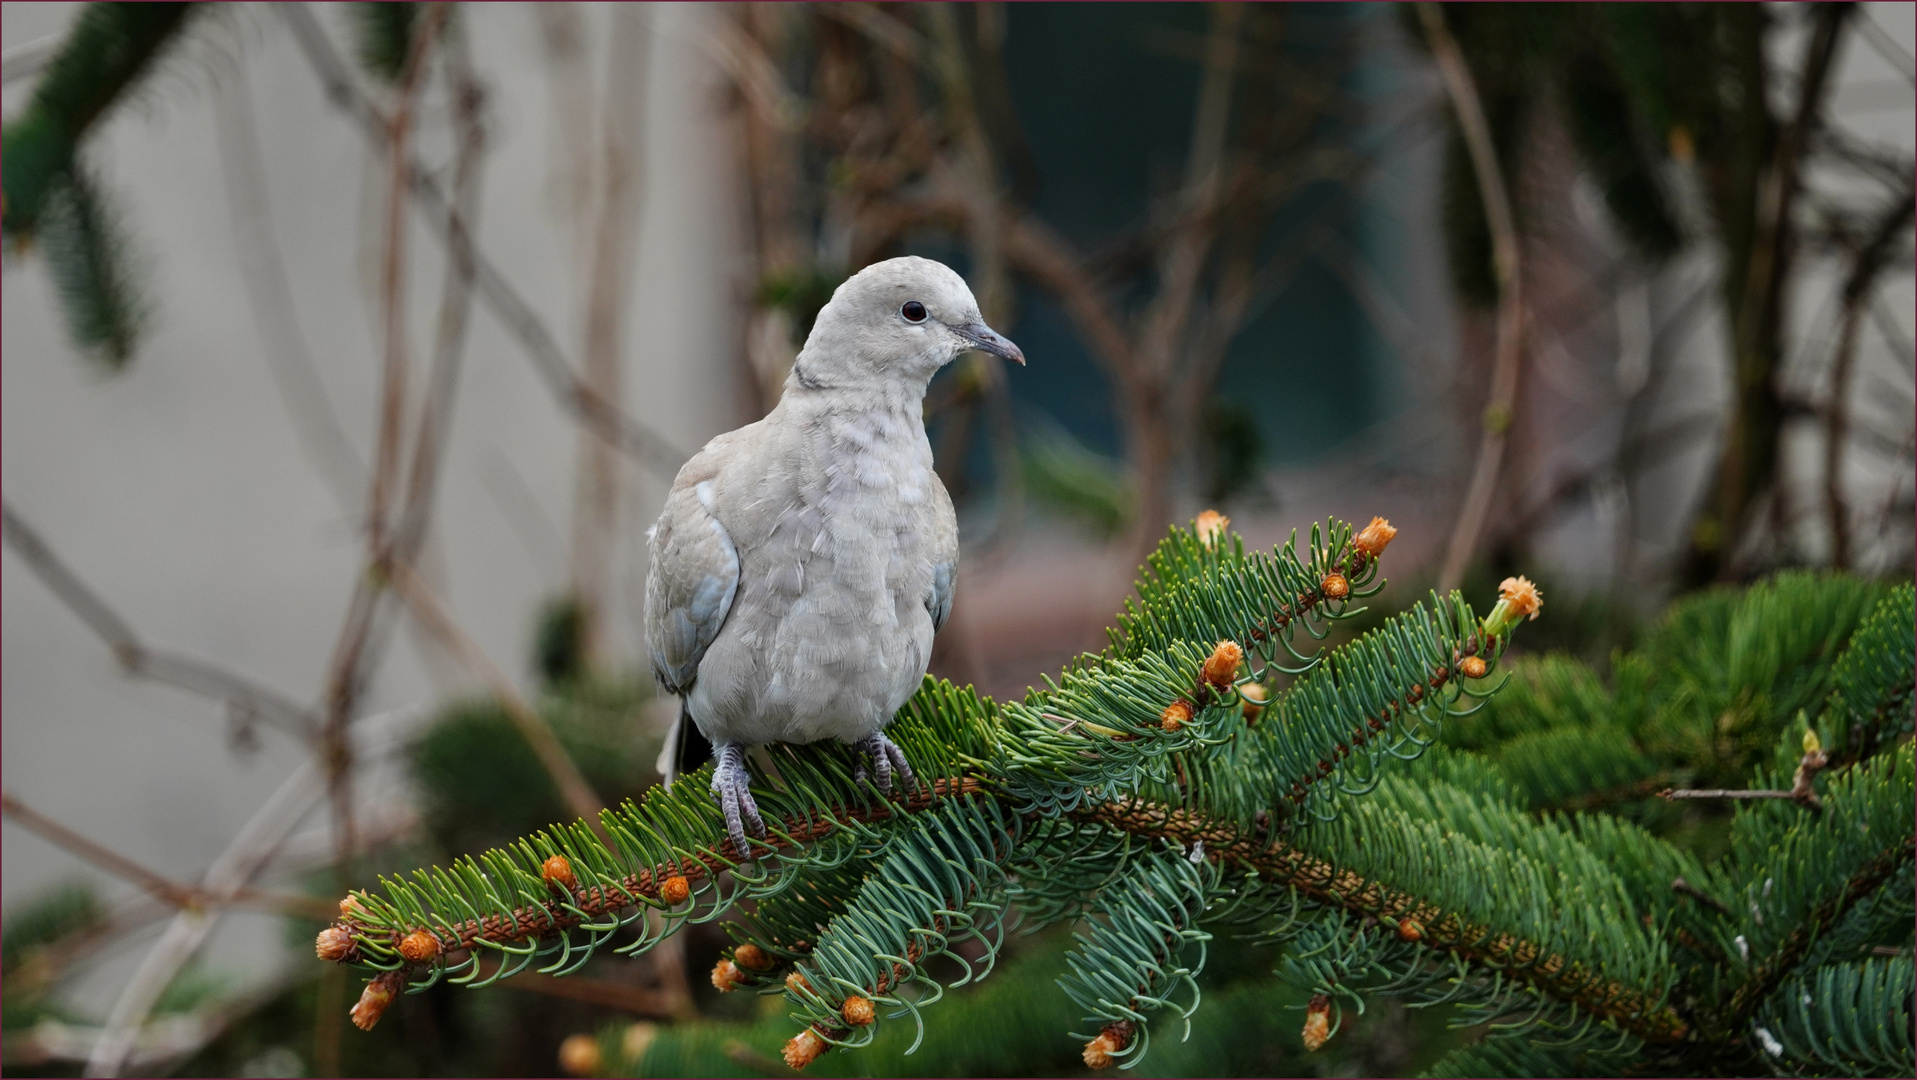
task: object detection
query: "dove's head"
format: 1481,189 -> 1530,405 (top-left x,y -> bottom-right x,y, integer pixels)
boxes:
789,256 -> 1024,393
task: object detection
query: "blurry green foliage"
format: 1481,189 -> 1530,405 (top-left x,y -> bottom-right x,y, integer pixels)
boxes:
1020,426 -> 1134,539
348,2 -> 421,85
755,269 -> 848,347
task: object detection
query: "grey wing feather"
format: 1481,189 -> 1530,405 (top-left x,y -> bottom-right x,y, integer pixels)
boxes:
928,560 -> 955,631
646,479 -> 741,695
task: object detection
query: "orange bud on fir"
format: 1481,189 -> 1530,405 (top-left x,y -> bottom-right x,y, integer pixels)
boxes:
1194,510 -> 1230,549
350,970 -> 404,1031
542,854 -> 577,893
339,894 -> 368,920
784,1027 -> 828,1070
558,1033 -> 601,1077
786,971 -> 813,996
1160,700 -> 1192,732
711,958 -> 745,992
1082,1021 -> 1134,1070
660,875 -> 690,905
734,942 -> 774,971
398,929 -> 441,963
1397,918 -> 1424,943
315,926 -> 354,962
1353,516 -> 1398,559
841,994 -> 876,1026
1459,656 -> 1487,679
1320,572 -> 1350,600
1201,640 -> 1244,690
1302,994 -> 1332,1051
1498,575 -> 1543,621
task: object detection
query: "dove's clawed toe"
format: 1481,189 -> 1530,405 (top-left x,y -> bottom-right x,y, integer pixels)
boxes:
853,732 -> 918,797
710,743 -> 766,862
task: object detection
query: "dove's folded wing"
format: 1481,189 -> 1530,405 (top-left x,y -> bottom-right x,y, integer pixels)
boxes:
645,475 -> 742,695
927,475 -> 958,631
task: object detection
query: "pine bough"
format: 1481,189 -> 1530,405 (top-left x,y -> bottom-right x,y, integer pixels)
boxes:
318,518 -> 1915,1077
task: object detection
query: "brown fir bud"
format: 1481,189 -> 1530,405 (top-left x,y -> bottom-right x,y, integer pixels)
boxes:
1353,516 -> 1398,559
1320,572 -> 1350,600
558,1033 -> 601,1077
1160,700 -> 1192,733
710,958 -> 745,992
1302,993 -> 1332,1051
734,942 -> 774,971
841,994 -> 876,1026
1201,640 -> 1244,690
783,1027 -> 828,1070
660,875 -> 691,905
1397,918 -> 1424,943
338,894 -> 368,920
398,929 -> 441,964
1459,656 -> 1487,679
542,854 -> 577,893
315,926 -> 354,963
1194,510 -> 1230,550
786,971 -> 813,996
1498,575 -> 1542,621
349,970 -> 405,1032
1081,1021 -> 1134,1070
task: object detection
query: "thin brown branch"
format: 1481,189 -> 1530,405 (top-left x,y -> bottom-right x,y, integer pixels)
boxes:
0,501 -> 317,741
1823,189 -> 1914,567
1421,2 -> 1525,592
279,3 -> 690,480
1671,876 -> 1733,917
1,792 -> 340,923
382,559 -> 607,836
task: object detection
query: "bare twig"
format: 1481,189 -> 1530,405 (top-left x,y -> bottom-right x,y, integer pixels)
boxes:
1,791 -> 334,920
279,3 -> 690,480
1421,2 -> 1526,592
383,559 -> 608,835
1661,740 -> 1829,812
571,5 -> 651,665
0,501 -> 317,742
208,32 -> 365,511
1822,190 -> 1914,567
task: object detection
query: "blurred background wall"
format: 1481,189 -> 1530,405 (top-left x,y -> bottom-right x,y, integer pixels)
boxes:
2,2 -> 1911,1074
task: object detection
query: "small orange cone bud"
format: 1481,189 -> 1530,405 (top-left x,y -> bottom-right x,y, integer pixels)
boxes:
1320,572 -> 1350,600
339,894 -> 368,920
1459,656 -> 1487,679
398,929 -> 441,964
734,942 -> 774,971
710,958 -> 745,992
542,854 -> 577,893
1397,918 -> 1424,943
558,1033 -> 601,1077
349,970 -> 404,1031
1194,510 -> 1230,549
783,1027 -> 828,1070
1353,516 -> 1397,559
1239,682 -> 1269,722
1081,1021 -> 1134,1070
1302,994 -> 1332,1051
786,971 -> 813,996
841,994 -> 876,1026
315,926 -> 354,962
1201,641 -> 1244,690
1499,575 -> 1542,620
660,875 -> 690,905
1160,700 -> 1192,732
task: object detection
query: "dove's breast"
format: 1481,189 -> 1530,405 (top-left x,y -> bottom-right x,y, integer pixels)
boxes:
686,400 -> 953,747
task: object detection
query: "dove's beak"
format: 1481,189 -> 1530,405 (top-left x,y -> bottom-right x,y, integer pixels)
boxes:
953,321 -> 1025,365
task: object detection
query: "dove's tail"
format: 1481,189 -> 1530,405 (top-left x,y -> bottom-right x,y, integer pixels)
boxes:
658,698 -> 713,787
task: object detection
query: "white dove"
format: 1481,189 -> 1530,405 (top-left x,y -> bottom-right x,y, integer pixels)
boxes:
644,256 -> 1023,859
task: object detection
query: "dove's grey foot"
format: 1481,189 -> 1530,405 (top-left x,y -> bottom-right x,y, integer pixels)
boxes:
852,732 -> 917,796
710,743 -> 766,861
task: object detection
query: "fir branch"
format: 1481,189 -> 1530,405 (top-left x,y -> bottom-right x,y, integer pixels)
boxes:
327,777 -> 985,969
1078,798 -> 1689,1042
1727,836 -> 1917,1024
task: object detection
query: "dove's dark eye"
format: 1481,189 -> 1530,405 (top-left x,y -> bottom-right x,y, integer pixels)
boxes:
900,301 -> 928,323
